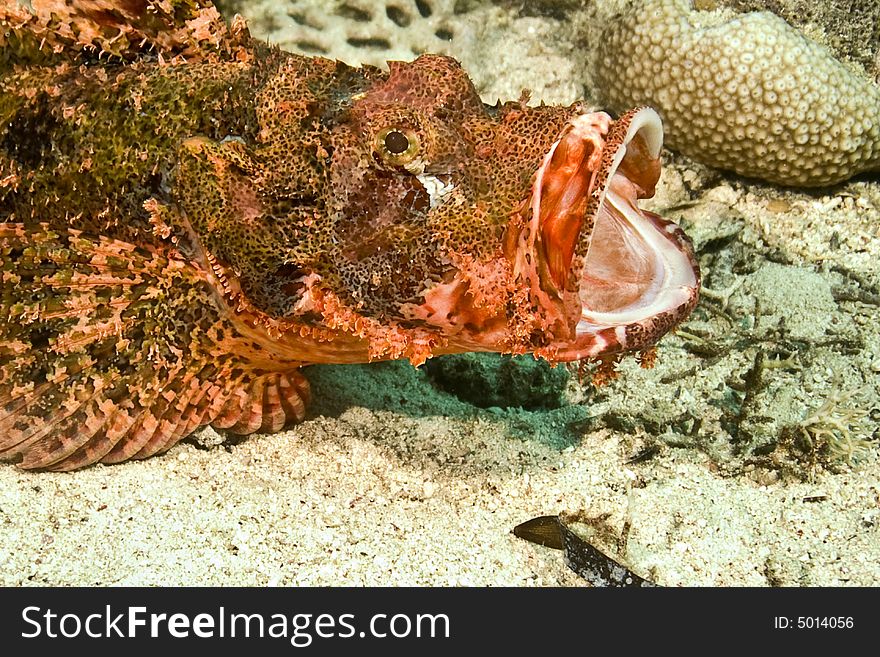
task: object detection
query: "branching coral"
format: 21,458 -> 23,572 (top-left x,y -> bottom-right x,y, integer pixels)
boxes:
795,389 -> 873,464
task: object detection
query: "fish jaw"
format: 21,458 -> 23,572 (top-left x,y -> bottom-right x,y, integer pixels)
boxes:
404,108 -> 699,364
545,194 -> 700,362
526,107 -> 700,362
416,108 -> 698,362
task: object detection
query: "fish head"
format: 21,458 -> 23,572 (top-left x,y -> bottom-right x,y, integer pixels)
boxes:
313,55 -> 700,364
177,54 -> 699,367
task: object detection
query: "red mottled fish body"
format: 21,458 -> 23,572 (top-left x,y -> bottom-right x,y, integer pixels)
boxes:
0,1 -> 699,470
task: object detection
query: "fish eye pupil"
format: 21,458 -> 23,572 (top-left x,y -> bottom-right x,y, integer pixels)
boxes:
384,130 -> 410,155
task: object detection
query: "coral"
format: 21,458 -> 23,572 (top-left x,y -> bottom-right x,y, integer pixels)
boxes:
721,0 -> 880,75
793,389 -> 873,464
224,0 -> 463,67
228,0 -> 582,105
594,0 -> 880,186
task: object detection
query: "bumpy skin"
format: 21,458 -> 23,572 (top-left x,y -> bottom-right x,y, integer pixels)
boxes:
0,1 -> 699,470
596,0 -> 880,186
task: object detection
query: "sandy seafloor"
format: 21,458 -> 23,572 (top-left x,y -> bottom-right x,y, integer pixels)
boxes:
1,0 -> 879,586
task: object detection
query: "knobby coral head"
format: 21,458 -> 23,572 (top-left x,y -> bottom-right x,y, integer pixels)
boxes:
190,54 -> 701,369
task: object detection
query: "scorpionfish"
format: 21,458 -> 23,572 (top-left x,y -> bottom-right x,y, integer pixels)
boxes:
0,1 -> 700,470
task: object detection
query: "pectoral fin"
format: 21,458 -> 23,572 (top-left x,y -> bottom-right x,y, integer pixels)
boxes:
0,223 -> 308,470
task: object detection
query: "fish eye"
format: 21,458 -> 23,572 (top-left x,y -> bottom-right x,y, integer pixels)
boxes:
384,130 -> 410,154
375,126 -> 420,166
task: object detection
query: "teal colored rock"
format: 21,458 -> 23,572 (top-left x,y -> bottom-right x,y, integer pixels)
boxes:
425,353 -> 570,410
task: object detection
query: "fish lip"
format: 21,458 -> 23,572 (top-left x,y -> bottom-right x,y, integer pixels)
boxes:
532,111 -> 614,296
549,198 -> 701,361
524,108 -> 700,361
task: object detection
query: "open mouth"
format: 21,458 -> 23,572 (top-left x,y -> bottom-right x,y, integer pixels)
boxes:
530,108 -> 700,361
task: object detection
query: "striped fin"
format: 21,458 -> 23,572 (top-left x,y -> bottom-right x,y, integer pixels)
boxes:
1,1 -> 246,71
0,223 -> 309,470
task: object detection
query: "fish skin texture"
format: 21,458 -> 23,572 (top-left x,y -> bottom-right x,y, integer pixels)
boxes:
0,1 -> 699,470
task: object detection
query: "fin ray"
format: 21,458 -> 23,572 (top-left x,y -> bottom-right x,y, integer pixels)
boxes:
1,224 -> 309,470
1,0 -> 242,69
